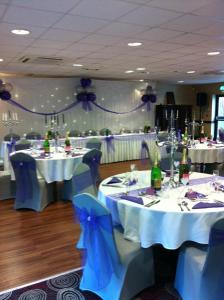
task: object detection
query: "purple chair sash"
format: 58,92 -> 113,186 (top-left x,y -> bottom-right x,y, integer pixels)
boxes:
140,140 -> 149,164
7,139 -> 16,155
74,206 -> 121,290
209,227 -> 224,246
105,135 -> 115,153
11,160 -> 36,202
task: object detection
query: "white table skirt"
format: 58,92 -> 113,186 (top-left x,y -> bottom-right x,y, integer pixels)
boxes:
98,171 -> 224,249
188,143 -> 224,164
1,133 -> 156,170
10,149 -> 87,183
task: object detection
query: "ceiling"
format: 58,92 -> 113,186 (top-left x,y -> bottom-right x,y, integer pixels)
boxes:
1,0 -> 224,84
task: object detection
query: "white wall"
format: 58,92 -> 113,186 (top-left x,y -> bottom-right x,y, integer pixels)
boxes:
0,77 -> 191,138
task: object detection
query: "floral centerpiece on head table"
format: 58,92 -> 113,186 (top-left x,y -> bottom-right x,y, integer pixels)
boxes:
64,131 -> 71,152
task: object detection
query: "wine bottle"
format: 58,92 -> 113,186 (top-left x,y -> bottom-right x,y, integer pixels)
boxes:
151,153 -> 162,191
200,121 -> 205,143
65,131 -> 71,152
43,133 -> 50,154
179,148 -> 189,184
183,126 -> 188,145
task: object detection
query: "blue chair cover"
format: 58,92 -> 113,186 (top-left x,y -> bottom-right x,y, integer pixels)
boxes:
82,149 -> 102,184
73,193 -> 155,300
86,138 -> 102,150
4,133 -> 20,141
15,143 -> 31,151
140,140 -> 149,165
175,218 -> 224,300
105,135 -> 115,153
26,132 -> 41,140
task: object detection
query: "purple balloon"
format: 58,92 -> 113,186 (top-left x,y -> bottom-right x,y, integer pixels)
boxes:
87,92 -> 96,102
141,94 -> 150,103
0,90 -> 11,100
77,92 -> 87,102
149,94 -> 157,103
80,78 -> 92,88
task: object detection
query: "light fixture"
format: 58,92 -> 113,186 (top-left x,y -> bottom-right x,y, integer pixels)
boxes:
72,63 -> 83,67
178,80 -> 184,83
136,67 -> 146,71
187,70 -> 195,74
128,42 -> 142,47
0,58 -> 4,62
220,70 -> 224,73
207,51 -> 220,56
11,29 -> 30,35
125,70 -> 134,74
139,79 -> 144,82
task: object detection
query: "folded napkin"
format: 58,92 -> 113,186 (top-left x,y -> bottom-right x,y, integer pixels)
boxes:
120,195 -> 143,205
106,177 -> 122,184
185,190 -> 207,200
192,202 -> 224,209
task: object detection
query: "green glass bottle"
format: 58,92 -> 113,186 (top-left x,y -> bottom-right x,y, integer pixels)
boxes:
183,126 -> 188,145
65,131 -> 71,152
179,148 -> 189,184
151,153 -> 162,191
43,133 -> 50,154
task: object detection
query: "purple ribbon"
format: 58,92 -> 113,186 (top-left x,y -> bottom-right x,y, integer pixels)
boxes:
74,206 -> 121,290
140,140 -> 149,164
105,135 -> 115,153
7,139 -> 16,155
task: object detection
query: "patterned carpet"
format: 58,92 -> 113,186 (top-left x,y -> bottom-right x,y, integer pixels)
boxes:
0,269 -> 181,300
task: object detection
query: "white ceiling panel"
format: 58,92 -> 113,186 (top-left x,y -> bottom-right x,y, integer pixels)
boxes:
0,4 -> 7,18
29,39 -> 72,50
195,21 -> 224,37
169,33 -> 209,45
98,22 -> 148,37
77,34 -> 123,46
69,0 -> 138,20
118,5 -> 182,26
193,0 -> 224,19
40,29 -> 88,42
0,22 -> 48,38
140,28 -> 183,42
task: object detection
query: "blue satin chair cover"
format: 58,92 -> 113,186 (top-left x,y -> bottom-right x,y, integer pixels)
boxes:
86,138 -> 102,150
4,133 -> 20,142
62,163 -> 97,201
73,193 -> 155,300
26,132 -> 41,140
175,218 -> 224,300
140,140 -> 150,165
14,143 -> 31,151
82,149 -> 102,184
10,152 -> 54,211
7,139 -> 16,155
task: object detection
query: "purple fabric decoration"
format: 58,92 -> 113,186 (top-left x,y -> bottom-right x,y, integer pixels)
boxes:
76,92 -> 96,111
7,139 -> 16,154
185,190 -> 207,200
192,202 -> 224,209
105,135 -> 115,153
189,177 -> 214,186
140,140 -> 149,165
149,94 -> 157,103
120,195 -> 143,205
11,160 -> 36,202
80,78 -> 92,88
209,227 -> 224,246
106,177 -> 122,184
219,129 -> 224,142
92,101 -> 146,114
74,206 -> 121,290
0,90 -> 11,100
177,129 -> 182,143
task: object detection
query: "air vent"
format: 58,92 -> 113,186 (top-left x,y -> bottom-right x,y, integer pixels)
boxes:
18,56 -> 64,65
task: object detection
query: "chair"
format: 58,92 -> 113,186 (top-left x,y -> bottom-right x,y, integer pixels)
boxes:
10,152 -> 54,211
69,130 -> 81,137
86,138 -> 102,150
175,218 -> 224,300
82,149 -> 102,184
160,152 -> 191,172
0,171 -> 16,200
73,193 -> 155,300
100,128 -> 112,136
157,132 -> 169,142
4,133 -> 20,141
15,139 -> 31,151
26,131 -> 41,140
62,163 -> 97,201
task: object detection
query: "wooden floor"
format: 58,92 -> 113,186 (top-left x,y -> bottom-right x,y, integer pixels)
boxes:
0,160 -> 149,292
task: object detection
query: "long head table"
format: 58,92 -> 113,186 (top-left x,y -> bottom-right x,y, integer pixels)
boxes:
98,171 -> 224,249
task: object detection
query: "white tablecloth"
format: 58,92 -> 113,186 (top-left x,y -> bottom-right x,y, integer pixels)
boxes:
98,171 -> 224,249
10,148 -> 88,183
188,143 -> 224,164
1,133 -> 156,170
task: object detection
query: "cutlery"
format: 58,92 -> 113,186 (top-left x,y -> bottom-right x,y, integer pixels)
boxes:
144,200 -> 160,207
102,184 -> 123,188
178,203 -> 184,211
182,201 -> 190,211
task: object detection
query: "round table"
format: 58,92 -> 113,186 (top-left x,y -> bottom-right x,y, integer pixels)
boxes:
98,171 -> 224,249
188,143 -> 224,164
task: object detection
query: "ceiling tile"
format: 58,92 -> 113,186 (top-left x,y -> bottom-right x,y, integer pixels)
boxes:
0,22 -> 48,38
53,14 -> 109,32
3,6 -> 63,27
193,0 -> 224,19
195,21 -> 224,37
11,0 -> 80,13
161,14 -> 215,32
0,4 -> 7,18
40,29 -> 88,42
118,5 -> 182,26
169,33 -> 209,45
0,35 -> 35,46
98,22 -> 148,37
29,39 -> 72,50
77,33 -> 123,46
140,28 -> 183,41
70,0 -> 138,20
147,0 -> 217,13
21,47 -> 59,56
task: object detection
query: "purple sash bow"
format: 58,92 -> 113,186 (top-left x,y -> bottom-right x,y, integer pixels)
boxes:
141,140 -> 149,164
7,138 -> 16,155
105,135 -> 115,153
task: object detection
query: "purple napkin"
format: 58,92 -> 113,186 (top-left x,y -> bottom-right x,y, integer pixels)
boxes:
185,190 -> 207,200
192,202 -> 224,209
120,195 -> 143,205
106,177 -> 122,184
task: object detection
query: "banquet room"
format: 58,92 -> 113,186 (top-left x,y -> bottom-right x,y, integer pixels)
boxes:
1,0 -> 224,299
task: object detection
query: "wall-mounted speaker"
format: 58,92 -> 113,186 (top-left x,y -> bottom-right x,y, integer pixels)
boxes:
196,92 -> 207,107
166,91 -> 175,105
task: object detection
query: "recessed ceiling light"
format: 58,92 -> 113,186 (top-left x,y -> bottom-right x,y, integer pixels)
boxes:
11,29 -> 30,35
178,80 -> 184,83
139,79 -> 144,82
0,58 -> 4,62
128,42 -> 142,47
136,67 -> 146,71
125,70 -> 134,74
72,63 -> 83,67
187,70 -> 195,74
220,70 -> 224,73
207,51 -> 220,56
